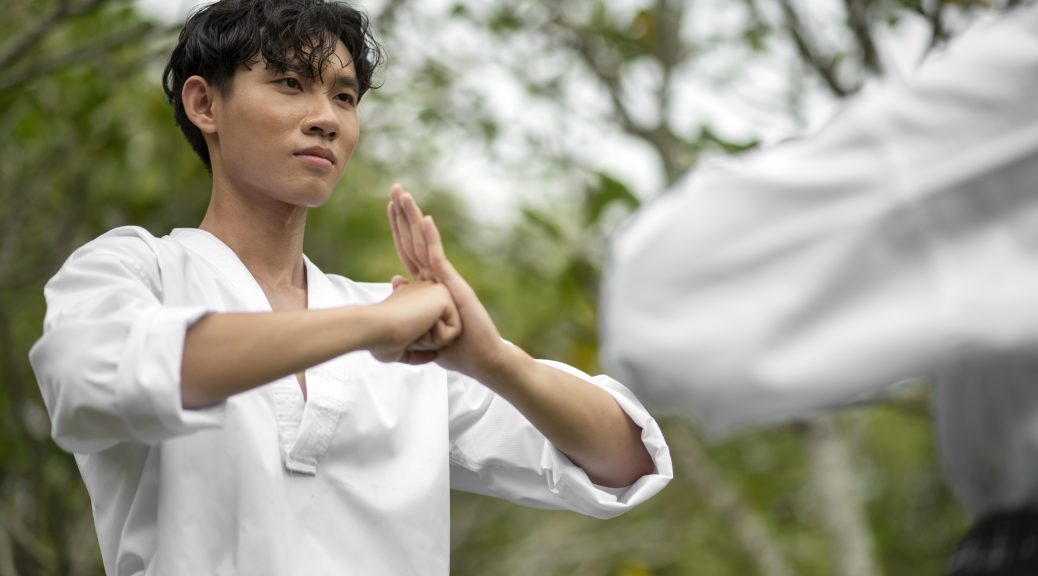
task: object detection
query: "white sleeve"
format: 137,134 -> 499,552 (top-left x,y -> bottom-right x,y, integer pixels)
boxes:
447,360 -> 672,519
28,231 -> 223,454
601,5 -> 1038,437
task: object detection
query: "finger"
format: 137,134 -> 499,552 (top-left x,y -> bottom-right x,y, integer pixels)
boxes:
409,319 -> 446,350
434,316 -> 461,344
389,182 -> 405,204
389,185 -> 421,271
413,296 -> 461,350
423,216 -> 481,309
399,191 -> 431,276
387,202 -> 413,275
408,332 -> 437,351
405,296 -> 461,352
394,193 -> 432,280
391,274 -> 408,290
440,283 -> 461,327
388,199 -> 421,277
422,215 -> 461,284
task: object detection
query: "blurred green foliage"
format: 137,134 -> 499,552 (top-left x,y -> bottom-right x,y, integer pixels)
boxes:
0,0 -> 993,574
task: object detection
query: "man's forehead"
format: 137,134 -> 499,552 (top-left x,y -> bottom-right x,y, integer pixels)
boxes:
323,50 -> 359,85
326,45 -> 355,71
262,49 -> 358,84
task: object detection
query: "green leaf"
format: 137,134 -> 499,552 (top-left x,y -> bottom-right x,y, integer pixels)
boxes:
521,205 -> 565,241
584,172 -> 639,226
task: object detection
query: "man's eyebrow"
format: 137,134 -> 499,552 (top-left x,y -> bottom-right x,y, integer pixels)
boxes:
262,60 -> 360,92
331,74 -> 360,93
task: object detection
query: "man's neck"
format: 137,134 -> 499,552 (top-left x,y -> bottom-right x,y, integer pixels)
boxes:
199,186 -> 309,295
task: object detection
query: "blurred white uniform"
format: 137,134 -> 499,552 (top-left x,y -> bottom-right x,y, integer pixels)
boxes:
30,226 -> 672,576
602,4 -> 1038,516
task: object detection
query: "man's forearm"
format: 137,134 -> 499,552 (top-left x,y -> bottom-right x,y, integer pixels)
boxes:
180,279 -> 459,408
180,306 -> 380,408
477,345 -> 656,488
386,186 -> 653,486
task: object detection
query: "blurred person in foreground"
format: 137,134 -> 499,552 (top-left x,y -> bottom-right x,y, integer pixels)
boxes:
27,1 -> 671,574
602,3 -> 1038,575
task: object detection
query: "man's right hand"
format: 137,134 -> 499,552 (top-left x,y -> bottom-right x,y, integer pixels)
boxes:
181,279 -> 461,407
368,278 -> 461,365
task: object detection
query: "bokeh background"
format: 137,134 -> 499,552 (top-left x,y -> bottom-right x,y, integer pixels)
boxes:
0,0 -> 1013,574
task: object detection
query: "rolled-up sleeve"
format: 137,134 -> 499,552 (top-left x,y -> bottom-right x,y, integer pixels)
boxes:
447,361 -> 672,519
29,232 -> 224,454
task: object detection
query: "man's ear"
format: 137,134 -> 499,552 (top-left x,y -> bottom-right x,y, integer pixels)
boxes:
182,75 -> 219,135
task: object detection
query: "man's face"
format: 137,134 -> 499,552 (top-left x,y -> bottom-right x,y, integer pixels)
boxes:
208,40 -> 360,208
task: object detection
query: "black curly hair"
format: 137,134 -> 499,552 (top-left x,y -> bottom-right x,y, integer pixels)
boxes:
162,0 -> 384,169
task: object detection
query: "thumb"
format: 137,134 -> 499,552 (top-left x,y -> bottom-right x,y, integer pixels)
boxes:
391,274 -> 409,290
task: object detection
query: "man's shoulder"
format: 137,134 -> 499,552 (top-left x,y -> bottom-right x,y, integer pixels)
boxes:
70,225 -> 178,261
39,226 -> 188,314
55,225 -> 192,290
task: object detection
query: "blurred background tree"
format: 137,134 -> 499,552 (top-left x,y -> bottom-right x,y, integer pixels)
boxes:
0,0 -> 1010,574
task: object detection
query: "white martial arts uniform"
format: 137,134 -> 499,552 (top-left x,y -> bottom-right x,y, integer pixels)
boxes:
602,3 -> 1038,517
30,226 -> 672,576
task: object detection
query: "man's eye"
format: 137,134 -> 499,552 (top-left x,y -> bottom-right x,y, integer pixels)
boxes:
336,93 -> 356,105
279,78 -> 302,90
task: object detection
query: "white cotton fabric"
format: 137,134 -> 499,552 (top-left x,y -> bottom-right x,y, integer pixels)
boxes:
601,3 -> 1038,516
30,226 -> 672,576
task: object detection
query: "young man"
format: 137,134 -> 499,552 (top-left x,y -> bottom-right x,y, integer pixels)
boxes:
28,1 -> 671,574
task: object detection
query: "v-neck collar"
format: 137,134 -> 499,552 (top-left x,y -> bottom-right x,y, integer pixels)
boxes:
170,227 -> 349,475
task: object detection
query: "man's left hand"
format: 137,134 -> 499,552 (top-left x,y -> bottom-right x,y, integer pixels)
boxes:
387,184 -> 509,381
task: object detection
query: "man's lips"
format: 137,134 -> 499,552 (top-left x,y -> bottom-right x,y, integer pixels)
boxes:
294,147 -> 337,168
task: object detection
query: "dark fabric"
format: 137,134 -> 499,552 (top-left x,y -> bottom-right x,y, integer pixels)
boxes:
946,510 -> 1038,575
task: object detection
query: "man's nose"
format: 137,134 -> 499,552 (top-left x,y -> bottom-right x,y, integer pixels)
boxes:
304,97 -> 339,139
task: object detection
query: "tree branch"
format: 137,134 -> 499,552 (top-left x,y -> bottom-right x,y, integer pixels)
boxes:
653,0 -> 687,183
0,22 -> 153,93
569,37 -> 645,138
373,0 -> 410,35
0,0 -> 110,70
926,0 -> 949,51
807,416 -> 881,576
563,29 -> 685,182
0,499 -> 55,573
0,514 -> 17,576
844,0 -> 884,76
664,421 -> 795,576
777,0 -> 851,97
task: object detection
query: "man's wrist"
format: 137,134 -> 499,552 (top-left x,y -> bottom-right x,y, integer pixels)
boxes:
333,304 -> 388,354
471,342 -> 536,394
